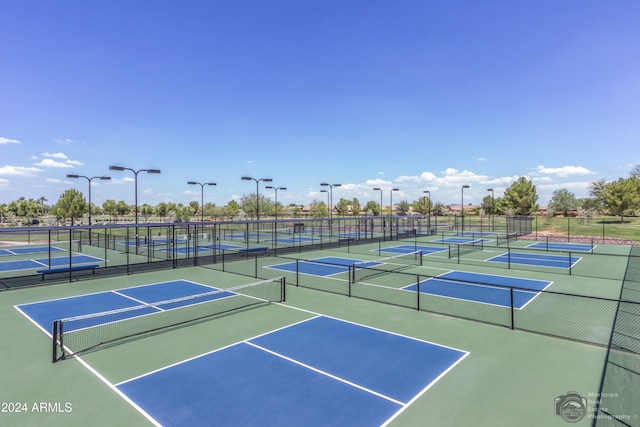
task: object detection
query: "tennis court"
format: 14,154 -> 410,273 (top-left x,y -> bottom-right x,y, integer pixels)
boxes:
266,256 -> 379,277
375,244 -> 446,255
487,252 -> 582,269
0,254 -> 103,273
403,270 -> 552,309
526,241 -> 595,252
15,280 -> 468,426
0,245 -> 65,256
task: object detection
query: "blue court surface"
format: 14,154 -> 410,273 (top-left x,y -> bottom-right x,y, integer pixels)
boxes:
16,284 -> 469,426
0,254 -> 103,273
15,279 -> 232,335
266,256 -> 380,277
404,271 -> 552,308
376,244 -> 447,255
115,316 -> 469,426
487,252 -> 582,269
0,245 -> 65,256
526,241 -> 595,252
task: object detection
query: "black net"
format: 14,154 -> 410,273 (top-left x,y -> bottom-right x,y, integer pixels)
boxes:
351,250 -> 423,283
52,277 -> 284,362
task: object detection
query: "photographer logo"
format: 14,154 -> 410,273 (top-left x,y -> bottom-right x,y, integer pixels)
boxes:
554,392 -> 587,423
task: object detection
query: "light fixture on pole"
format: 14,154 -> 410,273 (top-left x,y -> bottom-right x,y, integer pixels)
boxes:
461,185 -> 470,232
241,176 -> 272,221
390,188 -> 399,237
188,181 -> 217,222
265,185 -> 286,220
320,183 -> 341,219
66,174 -> 111,226
109,166 -> 161,224
373,187 -> 383,216
320,189 -> 330,216
487,188 -> 495,231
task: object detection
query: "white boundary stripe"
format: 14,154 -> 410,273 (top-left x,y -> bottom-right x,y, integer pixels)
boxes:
115,315 -> 321,386
111,290 -> 164,310
245,341 -> 405,406
381,351 -> 470,426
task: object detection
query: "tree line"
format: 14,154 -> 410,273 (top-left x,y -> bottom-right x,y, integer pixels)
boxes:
1,167 -> 639,225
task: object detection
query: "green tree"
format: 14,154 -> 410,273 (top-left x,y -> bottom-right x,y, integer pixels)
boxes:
227,200 -> 240,219
365,200 -> 380,216
309,200 -> 328,218
630,164 -> 640,178
603,177 -> 640,221
503,177 -> 539,215
549,189 -> 577,216
336,198 -> 351,216
397,200 -> 410,215
481,195 -> 496,215
351,198 -> 361,217
589,178 -> 608,206
432,202 -> 446,215
412,196 -> 432,215
140,204 -> 154,222
53,189 -> 87,225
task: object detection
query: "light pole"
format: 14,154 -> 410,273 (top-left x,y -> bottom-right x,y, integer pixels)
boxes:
487,188 -> 495,231
461,185 -> 470,232
265,185 -> 286,220
373,187 -> 383,215
188,181 -> 216,222
390,188 -> 399,238
320,183 -> 341,219
66,174 -> 111,225
423,190 -> 431,233
320,189 -> 330,216
241,176 -> 272,221
109,166 -> 161,224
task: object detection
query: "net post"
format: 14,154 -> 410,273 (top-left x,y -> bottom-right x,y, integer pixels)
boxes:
52,320 -> 58,363
295,259 -> 299,286
416,275 -> 420,311
281,277 -> 286,302
569,251 -> 572,276
507,248 -> 511,269
348,266 -> 352,297
510,288 -> 515,330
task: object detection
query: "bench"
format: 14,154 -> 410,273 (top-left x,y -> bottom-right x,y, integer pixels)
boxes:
36,264 -> 100,281
238,247 -> 269,256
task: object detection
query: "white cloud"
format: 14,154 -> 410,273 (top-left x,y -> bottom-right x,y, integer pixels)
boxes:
535,165 -> 595,177
0,137 -> 21,145
0,165 -> 42,176
34,158 -> 73,168
65,159 -> 84,166
42,152 -> 68,159
474,157 -> 487,161
0,178 -> 9,187
396,171 -> 438,183
53,138 -> 82,145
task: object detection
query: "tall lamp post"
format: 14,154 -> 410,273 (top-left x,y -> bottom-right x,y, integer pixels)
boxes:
109,166 -> 161,224
390,188 -> 399,237
373,187 -> 383,215
66,174 -> 111,225
320,183 -> 341,219
188,181 -> 217,222
487,188 -> 495,231
461,185 -> 470,232
241,176 -> 272,221
265,185 -> 286,220
423,190 -> 431,233
320,189 -> 330,216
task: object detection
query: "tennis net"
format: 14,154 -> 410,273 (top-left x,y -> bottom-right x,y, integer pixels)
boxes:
448,240 -> 483,258
52,277 -> 285,362
351,250 -> 423,283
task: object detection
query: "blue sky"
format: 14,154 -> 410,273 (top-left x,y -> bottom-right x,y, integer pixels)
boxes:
1,1 -> 638,209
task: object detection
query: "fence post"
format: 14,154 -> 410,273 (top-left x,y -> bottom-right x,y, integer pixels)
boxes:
416,275 -> 421,311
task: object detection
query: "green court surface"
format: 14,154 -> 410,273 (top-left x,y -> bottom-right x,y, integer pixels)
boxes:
0,238 -> 632,427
